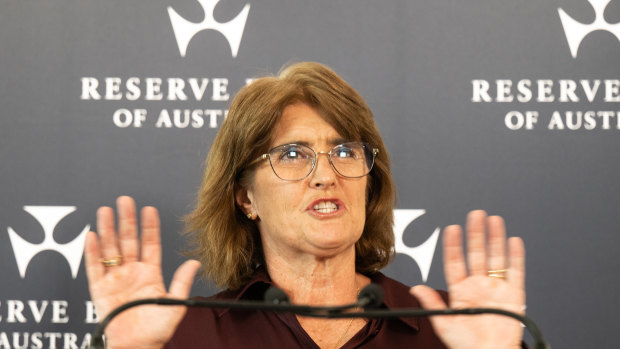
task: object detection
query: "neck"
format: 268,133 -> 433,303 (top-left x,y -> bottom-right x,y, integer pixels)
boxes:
264,247 -> 367,306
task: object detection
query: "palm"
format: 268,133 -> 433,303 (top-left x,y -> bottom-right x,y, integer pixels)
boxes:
84,196 -> 200,349
411,211 -> 526,349
438,276 -> 524,348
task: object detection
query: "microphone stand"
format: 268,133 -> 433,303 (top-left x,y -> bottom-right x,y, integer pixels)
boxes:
89,288 -> 550,349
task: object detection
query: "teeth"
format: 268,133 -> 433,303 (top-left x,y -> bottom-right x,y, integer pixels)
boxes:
313,201 -> 338,213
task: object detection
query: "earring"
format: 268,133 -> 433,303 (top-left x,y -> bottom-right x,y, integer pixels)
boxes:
247,212 -> 254,220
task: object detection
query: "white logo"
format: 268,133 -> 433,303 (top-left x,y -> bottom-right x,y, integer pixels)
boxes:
558,0 -> 620,58
393,209 -> 441,282
167,0 -> 251,57
7,206 -> 90,279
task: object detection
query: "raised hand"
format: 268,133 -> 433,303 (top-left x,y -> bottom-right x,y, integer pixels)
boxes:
84,196 -> 201,349
410,210 -> 526,349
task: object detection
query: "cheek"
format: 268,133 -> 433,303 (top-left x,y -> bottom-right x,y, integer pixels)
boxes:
251,176 -> 303,221
348,181 -> 368,220
358,179 -> 369,208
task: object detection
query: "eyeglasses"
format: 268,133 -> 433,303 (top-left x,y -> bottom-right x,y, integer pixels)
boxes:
251,142 -> 379,181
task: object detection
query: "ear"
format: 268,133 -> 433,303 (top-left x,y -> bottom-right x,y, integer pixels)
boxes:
235,185 -> 253,215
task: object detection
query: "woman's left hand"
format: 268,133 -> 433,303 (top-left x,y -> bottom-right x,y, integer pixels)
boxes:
410,210 -> 525,349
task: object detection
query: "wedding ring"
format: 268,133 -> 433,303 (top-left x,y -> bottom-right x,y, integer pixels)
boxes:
100,255 -> 122,267
487,269 -> 507,279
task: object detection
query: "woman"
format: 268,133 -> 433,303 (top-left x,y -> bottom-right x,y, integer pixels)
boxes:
85,62 -> 525,348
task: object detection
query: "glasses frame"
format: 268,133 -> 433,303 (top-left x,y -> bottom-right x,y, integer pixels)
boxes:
250,142 -> 379,181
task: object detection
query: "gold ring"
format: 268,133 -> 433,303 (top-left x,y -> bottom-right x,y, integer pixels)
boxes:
101,256 -> 122,267
487,269 -> 507,279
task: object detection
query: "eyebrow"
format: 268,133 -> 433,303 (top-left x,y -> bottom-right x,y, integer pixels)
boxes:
274,137 -> 347,148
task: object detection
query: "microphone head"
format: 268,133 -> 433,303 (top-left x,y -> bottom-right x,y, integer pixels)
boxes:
264,286 -> 290,305
358,283 -> 384,308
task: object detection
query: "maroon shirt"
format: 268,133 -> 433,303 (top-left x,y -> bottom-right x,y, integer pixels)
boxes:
166,268 -> 447,348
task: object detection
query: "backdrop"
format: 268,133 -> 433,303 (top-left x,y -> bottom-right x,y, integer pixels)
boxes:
1,0 -> 619,348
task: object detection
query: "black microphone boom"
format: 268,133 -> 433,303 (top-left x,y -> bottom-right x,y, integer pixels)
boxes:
89,285 -> 549,349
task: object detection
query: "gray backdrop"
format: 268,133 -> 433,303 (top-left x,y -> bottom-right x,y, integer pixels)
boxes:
1,0 -> 619,348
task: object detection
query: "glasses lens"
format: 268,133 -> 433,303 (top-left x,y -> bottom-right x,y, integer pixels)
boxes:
330,142 -> 375,178
268,144 -> 315,180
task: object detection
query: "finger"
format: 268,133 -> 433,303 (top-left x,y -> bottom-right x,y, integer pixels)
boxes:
117,196 -> 139,263
97,206 -> 120,261
168,260 -> 202,298
140,206 -> 162,266
508,237 -> 526,294
466,210 -> 488,276
487,215 -> 507,272
84,231 -> 104,283
410,285 -> 451,334
443,225 -> 467,285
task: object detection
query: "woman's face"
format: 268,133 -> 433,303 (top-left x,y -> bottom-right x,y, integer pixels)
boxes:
242,103 -> 367,261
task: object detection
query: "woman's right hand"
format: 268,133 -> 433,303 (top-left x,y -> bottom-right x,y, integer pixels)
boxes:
84,196 -> 201,349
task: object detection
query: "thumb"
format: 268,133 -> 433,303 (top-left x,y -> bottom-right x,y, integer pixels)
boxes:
168,260 -> 201,298
410,285 -> 454,337
410,285 -> 448,310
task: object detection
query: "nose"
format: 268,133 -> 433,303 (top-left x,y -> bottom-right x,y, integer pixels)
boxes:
308,152 -> 336,188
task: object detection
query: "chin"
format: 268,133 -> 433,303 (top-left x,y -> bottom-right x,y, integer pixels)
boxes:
307,235 -> 356,254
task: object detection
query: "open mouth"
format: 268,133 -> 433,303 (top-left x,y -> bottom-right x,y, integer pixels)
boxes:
313,201 -> 339,214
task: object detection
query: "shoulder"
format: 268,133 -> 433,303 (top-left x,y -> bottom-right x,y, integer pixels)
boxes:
166,270 -> 272,348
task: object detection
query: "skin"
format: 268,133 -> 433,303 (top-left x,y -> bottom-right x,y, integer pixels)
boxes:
84,103 -> 526,349
411,212 -> 526,349
237,103 -> 368,278
84,198 -> 201,349
235,103 -> 371,346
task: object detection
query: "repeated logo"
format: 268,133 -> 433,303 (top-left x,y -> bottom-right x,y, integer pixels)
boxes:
558,0 -> 620,58
7,206 -> 90,279
5,206 -> 440,282
168,0 -> 251,57
471,1 -> 620,132
393,209 -> 441,282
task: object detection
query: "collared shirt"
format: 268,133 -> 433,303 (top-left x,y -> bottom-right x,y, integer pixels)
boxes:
166,268 -> 447,348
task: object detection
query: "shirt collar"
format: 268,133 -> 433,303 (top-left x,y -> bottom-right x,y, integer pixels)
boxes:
215,267 -> 422,331
369,272 -> 422,331
213,267 -> 273,317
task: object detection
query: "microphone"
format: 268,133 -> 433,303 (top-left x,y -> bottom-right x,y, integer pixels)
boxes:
357,283 -> 384,308
264,286 -> 290,305
263,284 -> 383,311
88,284 -> 550,349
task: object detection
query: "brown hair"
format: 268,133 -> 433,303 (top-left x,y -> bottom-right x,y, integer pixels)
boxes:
185,62 -> 396,290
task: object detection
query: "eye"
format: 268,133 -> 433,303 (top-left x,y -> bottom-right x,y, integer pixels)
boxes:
276,145 -> 312,161
333,145 -> 359,159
